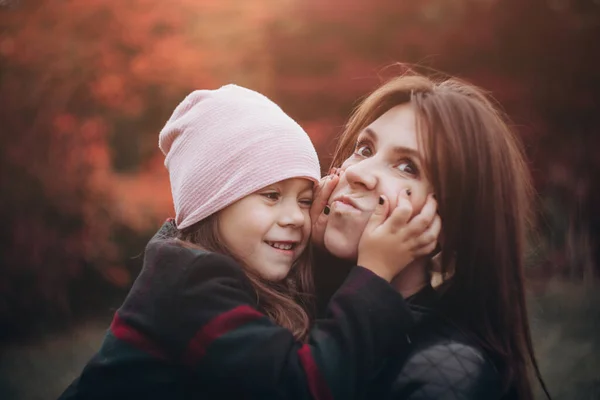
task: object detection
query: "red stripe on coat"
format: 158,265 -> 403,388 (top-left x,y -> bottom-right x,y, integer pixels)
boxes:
297,344 -> 334,400
182,304 -> 264,366
110,313 -> 168,360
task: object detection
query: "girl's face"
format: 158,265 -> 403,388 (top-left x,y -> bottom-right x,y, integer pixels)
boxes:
219,178 -> 313,281
324,103 -> 434,260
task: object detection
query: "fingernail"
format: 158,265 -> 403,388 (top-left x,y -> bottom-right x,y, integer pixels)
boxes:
379,196 -> 384,205
323,205 -> 330,215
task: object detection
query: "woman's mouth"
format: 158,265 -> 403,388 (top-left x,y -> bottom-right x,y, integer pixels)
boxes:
331,195 -> 362,213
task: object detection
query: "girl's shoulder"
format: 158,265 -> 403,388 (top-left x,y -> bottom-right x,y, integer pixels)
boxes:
122,236 -> 257,325
144,220 -> 230,268
138,222 -> 251,292
144,237 -> 246,282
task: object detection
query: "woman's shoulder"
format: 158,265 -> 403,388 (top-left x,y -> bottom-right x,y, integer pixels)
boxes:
388,313 -> 504,399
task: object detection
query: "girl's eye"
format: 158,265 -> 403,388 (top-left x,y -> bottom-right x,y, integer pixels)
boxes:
354,142 -> 373,157
298,198 -> 313,208
397,160 -> 418,176
261,192 -> 280,201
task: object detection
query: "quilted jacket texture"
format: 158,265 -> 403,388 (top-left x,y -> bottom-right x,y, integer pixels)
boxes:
368,285 -> 514,400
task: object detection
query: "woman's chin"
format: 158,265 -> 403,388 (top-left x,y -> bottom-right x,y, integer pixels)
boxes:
323,229 -> 359,262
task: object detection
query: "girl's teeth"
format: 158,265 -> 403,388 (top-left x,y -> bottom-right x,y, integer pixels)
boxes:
269,242 -> 293,250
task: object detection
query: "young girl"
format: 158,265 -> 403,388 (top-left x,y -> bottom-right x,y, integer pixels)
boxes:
311,73 -> 551,399
59,84 -> 441,400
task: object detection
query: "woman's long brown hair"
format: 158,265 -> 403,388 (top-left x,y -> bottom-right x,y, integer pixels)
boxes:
330,73 -> 550,399
175,214 -> 314,342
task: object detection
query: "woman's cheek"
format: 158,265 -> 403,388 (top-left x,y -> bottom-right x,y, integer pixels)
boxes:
411,194 -> 427,217
412,186 -> 436,217
339,159 -> 352,171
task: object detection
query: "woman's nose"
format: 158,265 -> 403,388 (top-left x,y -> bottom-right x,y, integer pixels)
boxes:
344,160 -> 378,192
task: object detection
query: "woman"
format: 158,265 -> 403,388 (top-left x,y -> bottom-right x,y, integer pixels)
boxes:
311,73 -> 551,399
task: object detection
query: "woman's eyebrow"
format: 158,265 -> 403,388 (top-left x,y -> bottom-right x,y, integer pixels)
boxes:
361,128 -> 378,142
363,127 -> 422,162
391,146 -> 422,161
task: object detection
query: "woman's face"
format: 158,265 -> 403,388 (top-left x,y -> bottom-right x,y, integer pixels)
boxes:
324,103 -> 434,260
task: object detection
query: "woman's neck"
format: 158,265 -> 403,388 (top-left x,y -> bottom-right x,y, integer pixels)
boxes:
390,258 -> 429,298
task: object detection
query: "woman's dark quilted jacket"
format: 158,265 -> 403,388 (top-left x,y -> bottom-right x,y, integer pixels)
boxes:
368,285 -> 513,400
313,248 -> 510,400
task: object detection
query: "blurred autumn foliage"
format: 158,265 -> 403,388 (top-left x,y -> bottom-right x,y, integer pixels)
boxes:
0,0 -> 599,343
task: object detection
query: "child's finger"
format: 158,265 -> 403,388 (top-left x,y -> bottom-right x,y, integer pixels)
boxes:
311,206 -> 330,245
310,175 -> 339,222
413,240 -> 438,257
310,175 -> 340,247
364,195 -> 390,233
413,214 -> 442,249
386,195 -> 413,233
406,194 -> 437,235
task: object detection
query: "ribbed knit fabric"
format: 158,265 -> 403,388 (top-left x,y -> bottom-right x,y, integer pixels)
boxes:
159,84 -> 321,230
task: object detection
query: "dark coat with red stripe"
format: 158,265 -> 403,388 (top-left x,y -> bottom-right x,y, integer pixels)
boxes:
58,222 -> 415,400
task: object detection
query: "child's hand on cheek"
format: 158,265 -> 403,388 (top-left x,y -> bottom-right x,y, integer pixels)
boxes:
357,193 -> 441,283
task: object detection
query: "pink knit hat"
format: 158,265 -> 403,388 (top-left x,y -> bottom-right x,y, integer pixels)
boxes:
159,84 -> 321,230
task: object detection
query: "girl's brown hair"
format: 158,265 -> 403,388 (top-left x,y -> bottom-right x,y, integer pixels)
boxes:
176,213 -> 314,341
331,72 -> 550,399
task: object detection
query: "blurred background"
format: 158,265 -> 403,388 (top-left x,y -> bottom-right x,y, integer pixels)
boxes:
1,0 -> 599,399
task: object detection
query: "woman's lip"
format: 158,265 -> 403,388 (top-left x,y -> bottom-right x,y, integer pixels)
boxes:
332,195 -> 361,211
332,199 -> 361,213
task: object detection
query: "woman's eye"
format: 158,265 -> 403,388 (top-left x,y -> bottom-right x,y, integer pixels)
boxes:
397,161 -> 418,175
355,143 -> 373,157
262,192 -> 280,201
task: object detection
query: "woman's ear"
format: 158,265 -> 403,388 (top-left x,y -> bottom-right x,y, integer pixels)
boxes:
429,246 -> 456,289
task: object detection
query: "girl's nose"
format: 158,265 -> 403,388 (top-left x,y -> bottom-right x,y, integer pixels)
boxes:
278,201 -> 306,228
